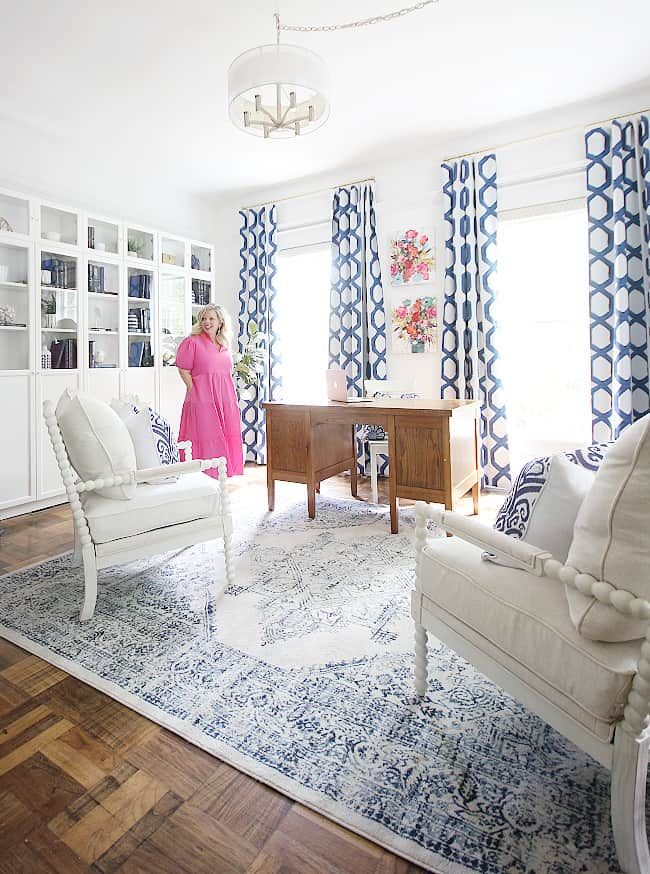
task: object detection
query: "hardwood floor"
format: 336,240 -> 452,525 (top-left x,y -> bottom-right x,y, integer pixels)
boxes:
0,469 -> 432,873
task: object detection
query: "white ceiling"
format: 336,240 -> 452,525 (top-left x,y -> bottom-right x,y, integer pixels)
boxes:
1,0 -> 649,217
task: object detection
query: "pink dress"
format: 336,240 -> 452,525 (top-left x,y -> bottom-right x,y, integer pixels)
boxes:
176,334 -> 244,477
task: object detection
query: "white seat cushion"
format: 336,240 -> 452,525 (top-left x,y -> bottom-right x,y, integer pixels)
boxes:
418,537 -> 641,742
567,414 -> 650,642
83,472 -> 219,543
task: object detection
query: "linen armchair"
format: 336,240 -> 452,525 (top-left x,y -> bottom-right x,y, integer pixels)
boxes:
413,503 -> 650,874
44,400 -> 234,621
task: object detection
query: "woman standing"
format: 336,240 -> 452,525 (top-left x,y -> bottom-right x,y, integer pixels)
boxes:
175,305 -> 244,477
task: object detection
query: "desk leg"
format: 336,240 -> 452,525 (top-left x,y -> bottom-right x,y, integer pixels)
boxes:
266,417 -> 275,510
387,415 -> 398,533
472,480 -> 480,515
306,411 -> 316,519
350,426 -> 358,498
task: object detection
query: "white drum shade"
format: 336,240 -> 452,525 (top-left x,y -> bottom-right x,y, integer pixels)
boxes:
228,44 -> 330,138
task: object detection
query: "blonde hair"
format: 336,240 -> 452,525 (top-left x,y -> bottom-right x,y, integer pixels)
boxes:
192,304 -> 232,350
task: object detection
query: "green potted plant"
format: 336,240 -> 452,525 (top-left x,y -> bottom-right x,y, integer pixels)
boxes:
127,237 -> 146,259
233,320 -> 266,392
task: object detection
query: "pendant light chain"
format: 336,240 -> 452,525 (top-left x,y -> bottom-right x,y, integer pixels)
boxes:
276,0 -> 439,35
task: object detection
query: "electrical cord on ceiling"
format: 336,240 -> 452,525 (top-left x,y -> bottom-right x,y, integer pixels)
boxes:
275,1 -> 439,37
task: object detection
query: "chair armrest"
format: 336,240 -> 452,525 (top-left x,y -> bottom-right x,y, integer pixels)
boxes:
415,502 -> 552,576
75,457 -> 227,493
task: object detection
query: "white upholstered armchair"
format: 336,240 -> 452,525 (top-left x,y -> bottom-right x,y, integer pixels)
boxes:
412,414 -> 650,874
44,396 -> 234,621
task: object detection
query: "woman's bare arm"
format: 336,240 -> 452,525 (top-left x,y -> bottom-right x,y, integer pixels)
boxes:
178,368 -> 193,393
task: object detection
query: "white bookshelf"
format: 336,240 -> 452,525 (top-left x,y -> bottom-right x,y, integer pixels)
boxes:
0,184 -> 215,516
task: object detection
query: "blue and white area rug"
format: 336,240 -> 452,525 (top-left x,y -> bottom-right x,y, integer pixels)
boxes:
0,490 -> 629,873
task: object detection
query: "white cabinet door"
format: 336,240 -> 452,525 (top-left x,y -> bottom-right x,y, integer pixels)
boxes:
0,373 -> 35,510
157,366 -> 185,439
37,370 -> 82,499
120,368 -> 156,409
86,368 -> 120,405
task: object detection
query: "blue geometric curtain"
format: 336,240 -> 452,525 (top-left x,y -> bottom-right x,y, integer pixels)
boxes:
585,114 -> 650,441
440,154 -> 510,488
329,182 -> 387,472
238,205 -> 282,464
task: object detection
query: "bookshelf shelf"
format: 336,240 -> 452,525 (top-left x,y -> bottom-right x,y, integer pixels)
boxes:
87,218 -> 119,255
0,280 -> 28,289
89,329 -> 118,335
191,243 -> 211,272
41,205 -> 79,247
128,331 -> 151,336
0,193 -> 30,236
88,291 -> 118,298
42,328 -> 77,333
0,325 -> 27,331
126,227 -> 154,262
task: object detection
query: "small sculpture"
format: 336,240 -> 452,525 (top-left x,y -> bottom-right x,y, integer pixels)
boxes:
0,304 -> 16,326
0,217 -> 14,233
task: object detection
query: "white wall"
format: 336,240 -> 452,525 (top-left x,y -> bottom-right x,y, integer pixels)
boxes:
0,116 -> 218,245
214,83 -> 649,395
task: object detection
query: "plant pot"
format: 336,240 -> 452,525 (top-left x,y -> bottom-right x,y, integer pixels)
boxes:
410,341 -> 425,354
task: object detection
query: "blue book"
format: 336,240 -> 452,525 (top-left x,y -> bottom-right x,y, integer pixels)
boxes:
128,341 -> 144,367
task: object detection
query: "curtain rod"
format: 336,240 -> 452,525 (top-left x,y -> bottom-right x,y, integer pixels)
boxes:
442,105 -> 650,164
240,176 -> 375,212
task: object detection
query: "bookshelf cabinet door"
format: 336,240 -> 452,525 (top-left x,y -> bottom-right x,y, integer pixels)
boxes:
37,371 -> 82,499
121,368 -> 156,409
86,368 -> 120,406
157,366 -> 185,439
0,373 -> 35,509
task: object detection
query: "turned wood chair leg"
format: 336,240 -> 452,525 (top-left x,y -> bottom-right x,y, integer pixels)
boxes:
414,622 -> 428,698
611,727 -> 650,874
80,545 -> 98,621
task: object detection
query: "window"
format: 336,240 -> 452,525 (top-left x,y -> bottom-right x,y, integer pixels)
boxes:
275,243 -> 331,400
497,204 -> 591,474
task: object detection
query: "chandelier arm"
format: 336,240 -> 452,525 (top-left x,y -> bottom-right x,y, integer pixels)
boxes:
278,0 -> 439,33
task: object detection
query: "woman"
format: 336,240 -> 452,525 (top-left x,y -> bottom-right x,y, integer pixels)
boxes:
175,305 -> 244,477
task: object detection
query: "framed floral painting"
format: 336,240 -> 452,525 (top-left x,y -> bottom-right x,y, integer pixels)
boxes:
389,229 -> 435,285
392,295 -> 437,354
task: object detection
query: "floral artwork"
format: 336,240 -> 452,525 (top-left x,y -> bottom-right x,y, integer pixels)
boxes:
389,229 -> 435,285
392,296 -> 437,353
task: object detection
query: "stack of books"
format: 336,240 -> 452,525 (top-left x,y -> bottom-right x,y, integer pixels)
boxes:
88,226 -> 95,249
127,307 -> 151,332
129,274 -> 152,298
50,338 -> 77,369
88,264 -> 105,293
192,279 -> 210,305
128,339 -> 153,368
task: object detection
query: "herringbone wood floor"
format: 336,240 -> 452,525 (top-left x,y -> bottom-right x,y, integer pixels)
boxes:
0,470 -> 430,874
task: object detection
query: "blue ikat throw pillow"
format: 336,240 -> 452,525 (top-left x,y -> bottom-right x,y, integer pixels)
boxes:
144,406 -> 180,466
116,399 -> 179,467
492,443 -> 611,560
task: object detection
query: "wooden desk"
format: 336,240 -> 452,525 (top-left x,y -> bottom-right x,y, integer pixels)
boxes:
263,398 -> 480,533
